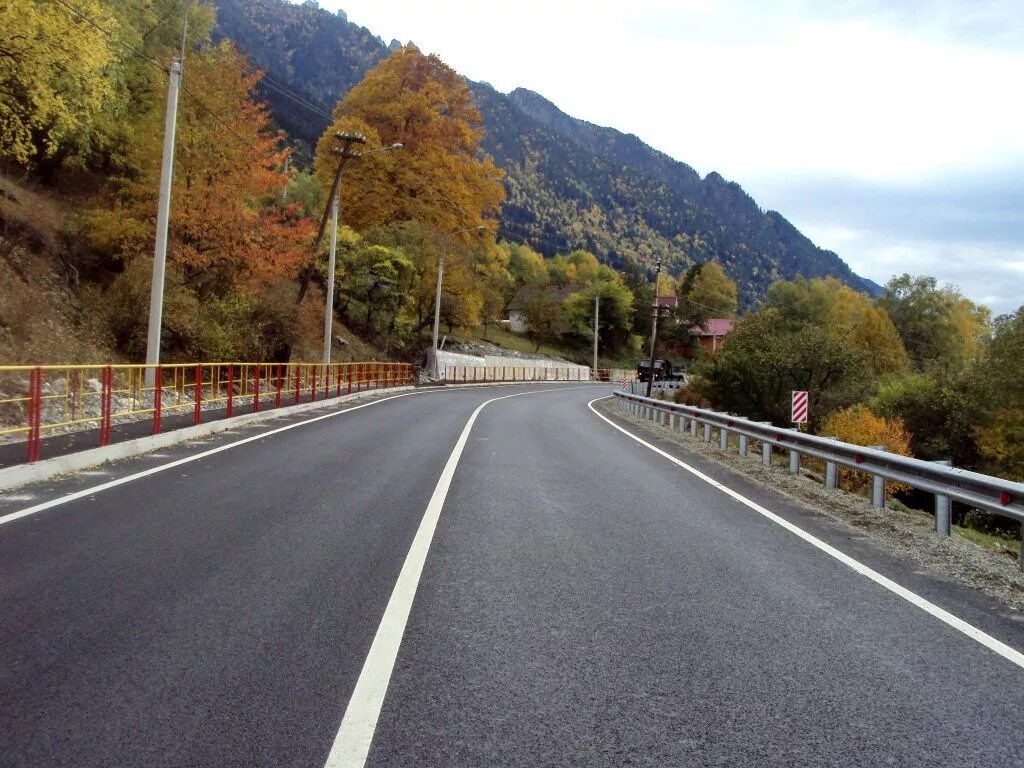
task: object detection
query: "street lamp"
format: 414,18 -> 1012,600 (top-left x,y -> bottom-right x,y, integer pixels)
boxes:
431,224 -> 489,377
645,258 -> 670,398
299,135 -> 403,364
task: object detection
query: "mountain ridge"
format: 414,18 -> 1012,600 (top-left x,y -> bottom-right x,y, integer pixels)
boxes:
212,0 -> 882,303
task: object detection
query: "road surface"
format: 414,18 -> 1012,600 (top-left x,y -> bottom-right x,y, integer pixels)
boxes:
1,383 -> 1022,767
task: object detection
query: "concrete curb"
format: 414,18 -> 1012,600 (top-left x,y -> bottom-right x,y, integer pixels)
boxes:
0,386 -> 414,492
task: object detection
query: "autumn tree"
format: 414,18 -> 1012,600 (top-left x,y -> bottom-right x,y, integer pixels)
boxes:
694,308 -> 870,427
973,307 -> 1024,480
819,406 -> 913,498
502,241 -> 548,287
314,45 -> 504,238
878,274 -> 990,372
0,0 -> 120,169
547,250 -> 615,287
475,243 -> 515,338
338,244 -> 414,335
768,277 -> 909,377
563,280 -> 635,355
676,261 -> 738,329
523,291 -> 568,352
0,0 -> 213,177
84,42 -> 314,359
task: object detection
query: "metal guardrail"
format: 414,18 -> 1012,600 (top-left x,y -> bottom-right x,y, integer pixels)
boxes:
614,391 -> 1024,566
0,361 -> 414,464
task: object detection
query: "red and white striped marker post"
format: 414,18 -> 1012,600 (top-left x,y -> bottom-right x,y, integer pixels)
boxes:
791,390 -> 809,424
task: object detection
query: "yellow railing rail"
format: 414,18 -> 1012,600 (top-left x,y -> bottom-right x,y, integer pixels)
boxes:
1,361 -> 415,464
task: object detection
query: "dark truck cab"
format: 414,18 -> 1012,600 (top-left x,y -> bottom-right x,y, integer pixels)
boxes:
636,358 -> 681,383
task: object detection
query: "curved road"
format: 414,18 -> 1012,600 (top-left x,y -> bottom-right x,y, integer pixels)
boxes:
1,384 -> 1022,767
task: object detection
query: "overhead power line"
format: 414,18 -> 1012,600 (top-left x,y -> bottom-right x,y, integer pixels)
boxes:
236,61 -> 335,123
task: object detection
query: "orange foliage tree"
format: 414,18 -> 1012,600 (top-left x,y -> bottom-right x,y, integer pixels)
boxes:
314,45 -> 505,240
87,42 -> 312,294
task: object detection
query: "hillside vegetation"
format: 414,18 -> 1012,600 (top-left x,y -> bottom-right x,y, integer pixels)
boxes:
4,0 -> 1024,519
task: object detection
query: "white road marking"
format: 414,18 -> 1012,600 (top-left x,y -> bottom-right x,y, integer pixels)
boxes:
323,386 -> 605,768
0,384 -> 596,529
0,390 -> 426,528
589,396 -> 1024,670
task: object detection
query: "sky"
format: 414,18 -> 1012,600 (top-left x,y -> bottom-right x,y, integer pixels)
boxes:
314,0 -> 1024,315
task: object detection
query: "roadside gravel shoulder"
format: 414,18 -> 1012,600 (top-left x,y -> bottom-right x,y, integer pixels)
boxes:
597,397 -> 1024,613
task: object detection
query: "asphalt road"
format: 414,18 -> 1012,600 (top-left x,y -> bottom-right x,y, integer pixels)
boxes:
2,384 -> 1022,767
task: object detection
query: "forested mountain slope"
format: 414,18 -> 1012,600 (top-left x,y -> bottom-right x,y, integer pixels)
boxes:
213,0 -> 880,303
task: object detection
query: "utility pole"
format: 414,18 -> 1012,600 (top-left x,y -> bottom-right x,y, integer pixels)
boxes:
645,259 -> 663,398
322,193 -> 339,364
297,133 -> 366,305
144,3 -> 190,387
312,136 -> 402,364
593,294 -> 599,376
143,56 -> 180,386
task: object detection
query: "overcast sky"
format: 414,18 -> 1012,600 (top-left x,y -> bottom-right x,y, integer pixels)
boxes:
314,0 -> 1023,315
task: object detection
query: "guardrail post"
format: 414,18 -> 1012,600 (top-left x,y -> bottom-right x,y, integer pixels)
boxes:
788,428 -> 800,474
869,446 -> 886,508
824,437 -> 838,490
669,413 -> 677,430
275,364 -> 283,408
226,365 -> 234,418
719,426 -> 728,451
294,366 -> 301,404
759,422 -> 772,466
690,418 -> 697,437
702,423 -> 711,443
738,434 -> 747,456
933,459 -> 952,535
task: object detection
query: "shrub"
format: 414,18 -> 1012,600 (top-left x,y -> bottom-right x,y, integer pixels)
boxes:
819,405 -> 913,499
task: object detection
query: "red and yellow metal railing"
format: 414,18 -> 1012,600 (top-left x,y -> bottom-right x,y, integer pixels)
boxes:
0,361 -> 414,464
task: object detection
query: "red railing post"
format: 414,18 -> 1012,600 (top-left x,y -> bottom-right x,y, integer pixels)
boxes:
310,365 -> 317,402
336,366 -> 342,397
193,364 -> 202,425
347,364 -> 353,395
295,366 -> 301,405
100,365 -> 113,447
153,366 -> 163,435
275,364 -> 283,409
226,364 -> 234,418
27,367 -> 41,463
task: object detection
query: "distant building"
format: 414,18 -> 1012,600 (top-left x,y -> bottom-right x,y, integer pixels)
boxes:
655,295 -> 678,308
693,318 -> 734,354
506,285 -> 586,333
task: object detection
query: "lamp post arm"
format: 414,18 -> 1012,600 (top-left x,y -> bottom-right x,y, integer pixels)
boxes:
296,155 -> 349,304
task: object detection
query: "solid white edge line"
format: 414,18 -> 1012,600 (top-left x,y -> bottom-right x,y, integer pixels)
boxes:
323,385 -> 605,768
0,390 -> 432,528
588,396 -> 1024,671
